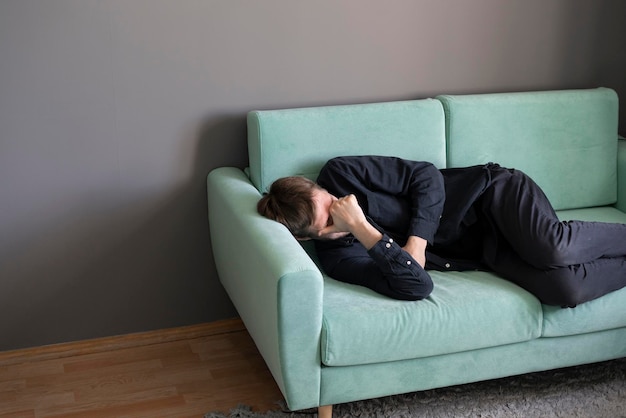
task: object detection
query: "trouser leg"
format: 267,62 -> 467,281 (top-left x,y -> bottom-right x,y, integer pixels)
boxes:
481,167 -> 626,269
482,234 -> 626,306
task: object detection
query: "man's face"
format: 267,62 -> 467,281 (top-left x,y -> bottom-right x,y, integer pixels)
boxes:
307,188 -> 350,240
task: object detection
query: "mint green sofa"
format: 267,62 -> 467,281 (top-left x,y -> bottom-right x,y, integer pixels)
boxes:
207,88 -> 626,414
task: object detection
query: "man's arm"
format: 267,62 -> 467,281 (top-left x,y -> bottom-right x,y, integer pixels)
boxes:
316,235 -> 433,301
318,157 -> 445,300
317,194 -> 382,248
319,193 -> 427,267
318,156 -> 445,242
317,156 -> 445,266
315,175 -> 435,300
403,236 -> 427,268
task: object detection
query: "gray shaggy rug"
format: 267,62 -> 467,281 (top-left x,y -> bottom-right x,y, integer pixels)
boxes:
206,358 -> 626,418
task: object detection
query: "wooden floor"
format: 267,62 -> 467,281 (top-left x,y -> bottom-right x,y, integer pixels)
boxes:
0,319 -> 285,418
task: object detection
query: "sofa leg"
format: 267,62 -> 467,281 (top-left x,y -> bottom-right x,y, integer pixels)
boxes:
318,404 -> 333,418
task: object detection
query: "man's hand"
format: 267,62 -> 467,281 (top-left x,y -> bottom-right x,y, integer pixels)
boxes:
317,195 -> 428,266
325,194 -> 367,233
318,195 -> 382,249
403,236 -> 427,268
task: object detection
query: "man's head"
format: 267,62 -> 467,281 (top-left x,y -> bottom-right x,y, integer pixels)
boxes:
257,176 -> 342,240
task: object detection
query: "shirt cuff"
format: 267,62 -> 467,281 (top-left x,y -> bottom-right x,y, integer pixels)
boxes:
408,218 -> 439,244
367,233 -> 422,275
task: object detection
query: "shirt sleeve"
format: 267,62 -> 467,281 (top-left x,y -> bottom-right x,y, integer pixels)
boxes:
316,233 -> 434,301
317,156 -> 445,243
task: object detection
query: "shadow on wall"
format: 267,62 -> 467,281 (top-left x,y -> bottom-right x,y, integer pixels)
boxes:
584,0 -> 626,135
0,114 -> 248,351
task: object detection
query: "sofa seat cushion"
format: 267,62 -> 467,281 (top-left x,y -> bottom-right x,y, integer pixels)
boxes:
542,206 -> 626,337
321,270 -> 542,367
542,286 -> 626,337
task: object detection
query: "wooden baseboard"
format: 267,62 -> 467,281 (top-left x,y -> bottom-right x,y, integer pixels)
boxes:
0,317 -> 245,367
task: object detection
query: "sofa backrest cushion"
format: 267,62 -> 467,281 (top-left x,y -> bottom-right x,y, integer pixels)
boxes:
247,99 -> 446,193
438,88 -> 619,210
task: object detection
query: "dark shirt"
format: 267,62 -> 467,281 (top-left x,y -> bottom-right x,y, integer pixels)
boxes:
314,156 -> 495,300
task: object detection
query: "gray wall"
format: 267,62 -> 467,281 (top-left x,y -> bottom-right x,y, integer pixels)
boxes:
1,0 -> 625,351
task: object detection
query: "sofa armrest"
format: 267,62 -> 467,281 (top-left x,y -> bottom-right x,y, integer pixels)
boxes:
617,138 -> 626,213
207,167 -> 323,410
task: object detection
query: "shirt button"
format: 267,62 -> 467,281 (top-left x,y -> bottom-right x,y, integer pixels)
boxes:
389,238 -> 394,243
445,263 -> 451,268
385,243 -> 391,248
406,260 -> 412,265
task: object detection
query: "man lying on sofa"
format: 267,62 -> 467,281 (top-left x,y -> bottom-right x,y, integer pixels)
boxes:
257,156 -> 626,307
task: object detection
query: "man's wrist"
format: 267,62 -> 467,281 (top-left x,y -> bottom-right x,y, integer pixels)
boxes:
405,235 -> 427,250
350,219 -> 383,250
403,236 -> 427,267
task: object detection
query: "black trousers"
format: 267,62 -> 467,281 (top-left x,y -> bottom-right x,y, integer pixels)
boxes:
479,166 -> 626,307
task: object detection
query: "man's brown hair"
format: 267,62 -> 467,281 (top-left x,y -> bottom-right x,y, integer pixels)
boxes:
257,176 -> 319,238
